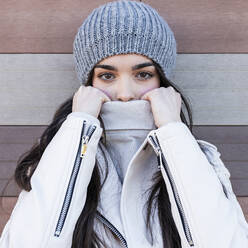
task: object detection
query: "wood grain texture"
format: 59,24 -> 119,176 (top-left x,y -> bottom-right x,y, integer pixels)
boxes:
0,0 -> 112,53
1,0 -> 248,53
144,0 -> 248,53
0,125 -> 247,196
0,0 -> 247,241
0,196 -> 247,236
1,54 -> 247,125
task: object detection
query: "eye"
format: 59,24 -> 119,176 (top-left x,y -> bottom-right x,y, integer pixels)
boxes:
97,71 -> 154,81
136,71 -> 154,80
97,72 -> 115,81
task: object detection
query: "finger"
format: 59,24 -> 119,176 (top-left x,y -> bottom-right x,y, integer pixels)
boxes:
141,93 -> 147,100
101,96 -> 109,103
103,95 -> 111,102
177,94 -> 182,104
166,86 -> 173,92
175,93 -> 182,106
104,94 -> 112,102
79,85 -> 86,91
94,87 -> 112,102
141,91 -> 149,100
98,91 -> 111,103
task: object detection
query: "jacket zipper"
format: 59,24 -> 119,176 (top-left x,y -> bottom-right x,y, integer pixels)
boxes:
148,132 -> 195,247
95,212 -> 128,248
54,120 -> 97,237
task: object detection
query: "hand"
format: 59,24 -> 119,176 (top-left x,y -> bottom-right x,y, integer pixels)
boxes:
72,85 -> 111,118
141,86 -> 182,128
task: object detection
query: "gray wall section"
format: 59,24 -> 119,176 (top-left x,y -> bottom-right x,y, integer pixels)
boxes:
0,54 -> 247,125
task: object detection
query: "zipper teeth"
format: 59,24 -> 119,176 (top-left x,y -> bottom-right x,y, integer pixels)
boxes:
95,212 -> 128,248
148,133 -> 195,247
160,151 -> 194,246
54,121 -> 96,237
148,135 -> 159,156
86,124 -> 97,138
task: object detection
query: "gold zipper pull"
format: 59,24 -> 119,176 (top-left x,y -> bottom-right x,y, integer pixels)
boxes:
80,135 -> 89,157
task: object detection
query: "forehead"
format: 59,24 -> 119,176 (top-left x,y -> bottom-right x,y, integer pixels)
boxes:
96,53 -> 153,66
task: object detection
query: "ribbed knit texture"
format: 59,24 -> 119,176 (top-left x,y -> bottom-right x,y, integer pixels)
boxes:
99,100 -> 156,184
73,0 -> 177,85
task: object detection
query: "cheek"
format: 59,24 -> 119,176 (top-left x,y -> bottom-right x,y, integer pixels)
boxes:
139,78 -> 160,94
140,86 -> 157,97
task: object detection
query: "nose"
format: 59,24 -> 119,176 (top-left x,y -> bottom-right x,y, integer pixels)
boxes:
116,79 -> 136,102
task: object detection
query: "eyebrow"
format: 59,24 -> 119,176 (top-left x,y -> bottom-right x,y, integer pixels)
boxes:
94,62 -> 155,71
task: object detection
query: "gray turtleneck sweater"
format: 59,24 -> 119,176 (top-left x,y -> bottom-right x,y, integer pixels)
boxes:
70,100 -> 163,245
71,100 -> 156,184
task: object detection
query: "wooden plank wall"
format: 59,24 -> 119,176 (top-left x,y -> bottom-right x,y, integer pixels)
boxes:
1,0 -> 248,234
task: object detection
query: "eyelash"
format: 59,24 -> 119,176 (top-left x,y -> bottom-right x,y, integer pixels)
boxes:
97,71 -> 154,81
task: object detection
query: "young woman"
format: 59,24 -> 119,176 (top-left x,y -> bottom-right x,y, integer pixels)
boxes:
1,1 -> 248,247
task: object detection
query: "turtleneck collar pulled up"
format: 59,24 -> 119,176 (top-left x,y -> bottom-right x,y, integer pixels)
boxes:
98,100 -> 157,185
99,99 -> 156,131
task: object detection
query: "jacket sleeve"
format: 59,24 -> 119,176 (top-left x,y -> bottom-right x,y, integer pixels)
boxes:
154,121 -> 248,248
0,112 -> 103,248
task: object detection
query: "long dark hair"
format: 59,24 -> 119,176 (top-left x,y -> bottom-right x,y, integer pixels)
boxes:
1,59 -> 194,247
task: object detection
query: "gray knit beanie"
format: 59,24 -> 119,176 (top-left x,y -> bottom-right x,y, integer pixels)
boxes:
73,0 -> 177,85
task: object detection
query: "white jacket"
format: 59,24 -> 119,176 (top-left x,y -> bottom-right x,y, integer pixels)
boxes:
0,100 -> 248,248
